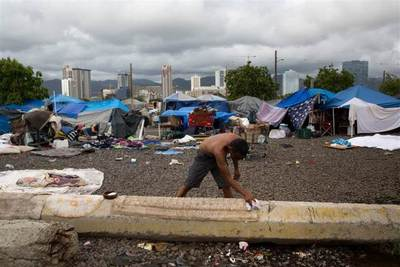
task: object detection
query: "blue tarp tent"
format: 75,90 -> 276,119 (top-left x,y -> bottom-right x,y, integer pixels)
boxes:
277,88 -> 335,108
323,85 -> 400,109
49,95 -> 85,104
161,106 -> 235,129
196,94 -> 230,113
0,99 -> 44,133
164,92 -> 199,111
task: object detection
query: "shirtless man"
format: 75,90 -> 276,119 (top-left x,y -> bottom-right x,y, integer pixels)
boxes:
176,133 -> 255,204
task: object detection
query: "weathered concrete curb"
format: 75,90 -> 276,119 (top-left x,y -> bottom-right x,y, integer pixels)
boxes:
0,192 -> 399,243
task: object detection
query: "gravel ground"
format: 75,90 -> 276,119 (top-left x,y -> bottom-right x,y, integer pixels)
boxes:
1,135 -> 399,266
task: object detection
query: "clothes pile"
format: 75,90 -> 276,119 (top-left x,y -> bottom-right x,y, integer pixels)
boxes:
17,172 -> 87,188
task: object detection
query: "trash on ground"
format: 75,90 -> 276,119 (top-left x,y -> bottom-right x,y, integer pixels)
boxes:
115,157 -> 123,161
169,159 -> 183,165
130,158 -> 137,163
295,160 -> 300,164
83,241 -> 91,246
245,199 -> 260,211
293,251 -> 311,258
239,241 -> 249,251
5,164 -> 14,169
137,242 -> 153,251
254,252 -> 264,261
48,158 -> 57,162
155,149 -> 183,155
145,161 -> 150,165
229,255 -> 236,263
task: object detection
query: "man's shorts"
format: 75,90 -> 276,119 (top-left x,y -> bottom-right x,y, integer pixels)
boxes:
185,151 -> 233,189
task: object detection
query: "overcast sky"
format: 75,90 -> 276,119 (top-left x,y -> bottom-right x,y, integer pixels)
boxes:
0,0 -> 399,81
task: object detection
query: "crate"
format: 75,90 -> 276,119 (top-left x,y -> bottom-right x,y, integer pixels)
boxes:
296,128 -> 312,139
239,124 -> 269,144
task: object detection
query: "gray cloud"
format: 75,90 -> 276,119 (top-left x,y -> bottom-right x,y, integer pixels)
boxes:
0,0 -> 399,80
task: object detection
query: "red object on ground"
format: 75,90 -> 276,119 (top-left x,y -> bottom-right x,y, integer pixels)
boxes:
189,113 -> 214,127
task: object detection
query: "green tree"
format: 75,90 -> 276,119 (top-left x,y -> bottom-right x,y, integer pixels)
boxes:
0,57 -> 48,105
225,62 -> 277,100
380,74 -> 400,97
310,65 -> 354,92
303,75 -> 314,88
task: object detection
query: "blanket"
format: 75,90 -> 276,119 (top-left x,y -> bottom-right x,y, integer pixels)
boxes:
0,168 -> 104,194
348,134 -> 400,151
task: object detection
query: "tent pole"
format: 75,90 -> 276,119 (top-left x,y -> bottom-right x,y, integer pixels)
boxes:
332,108 -> 335,136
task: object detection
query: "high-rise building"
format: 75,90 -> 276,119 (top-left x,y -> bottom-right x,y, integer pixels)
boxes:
62,65 -> 73,79
62,65 -> 91,98
342,60 -> 368,85
161,64 -> 173,98
117,72 -> 129,89
282,69 -> 300,95
191,75 -> 201,91
215,69 -> 226,88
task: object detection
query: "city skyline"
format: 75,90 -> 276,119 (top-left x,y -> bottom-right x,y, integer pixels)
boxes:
0,0 -> 399,81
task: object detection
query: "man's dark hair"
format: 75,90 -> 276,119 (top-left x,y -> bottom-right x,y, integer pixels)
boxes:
230,138 -> 249,156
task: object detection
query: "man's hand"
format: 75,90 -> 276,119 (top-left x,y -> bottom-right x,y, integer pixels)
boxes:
233,170 -> 241,180
243,191 -> 255,204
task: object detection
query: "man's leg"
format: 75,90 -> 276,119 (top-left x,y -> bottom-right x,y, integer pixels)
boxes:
222,186 -> 233,198
176,185 -> 191,197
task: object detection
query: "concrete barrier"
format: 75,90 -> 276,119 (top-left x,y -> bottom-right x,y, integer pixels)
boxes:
0,192 -> 399,243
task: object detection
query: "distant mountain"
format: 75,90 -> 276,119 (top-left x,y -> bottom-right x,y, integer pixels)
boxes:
43,79 -> 61,95
200,76 -> 215,86
43,78 -> 161,97
173,78 -> 191,91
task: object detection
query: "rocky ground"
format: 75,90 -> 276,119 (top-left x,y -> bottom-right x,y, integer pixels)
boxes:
1,135 -> 399,266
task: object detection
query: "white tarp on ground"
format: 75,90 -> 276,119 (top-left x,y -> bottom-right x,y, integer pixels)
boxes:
341,98 -> 400,134
0,144 -> 36,154
348,134 -> 400,151
0,168 -> 104,194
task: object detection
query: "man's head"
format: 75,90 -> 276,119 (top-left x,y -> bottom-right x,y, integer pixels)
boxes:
228,138 -> 249,160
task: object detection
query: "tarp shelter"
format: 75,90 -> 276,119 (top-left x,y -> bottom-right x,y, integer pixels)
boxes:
164,92 -> 199,110
340,98 -> 400,136
0,99 -> 45,134
196,94 -> 230,112
256,102 -> 287,127
161,107 -> 235,129
228,96 -> 263,117
277,88 -> 335,109
323,85 -> 400,109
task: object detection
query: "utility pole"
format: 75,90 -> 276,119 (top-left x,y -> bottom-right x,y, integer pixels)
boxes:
129,63 -> 134,110
274,50 -> 277,85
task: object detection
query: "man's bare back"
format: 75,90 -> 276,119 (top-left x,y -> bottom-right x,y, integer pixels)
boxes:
199,133 -> 240,157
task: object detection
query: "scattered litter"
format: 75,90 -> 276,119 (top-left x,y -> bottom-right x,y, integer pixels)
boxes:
145,161 -> 150,165
5,164 -> 14,169
130,158 -> 137,163
295,160 -> 300,164
115,157 -> 123,161
257,135 -> 266,144
239,241 -> 249,251
83,241 -> 91,246
155,149 -> 183,155
225,249 -> 231,257
48,158 -> 57,162
254,252 -> 264,261
293,251 -> 311,258
229,256 -> 236,263
169,159 -> 183,165
173,135 -> 196,144
137,242 -> 153,251
246,199 -> 260,211
280,143 -> 293,148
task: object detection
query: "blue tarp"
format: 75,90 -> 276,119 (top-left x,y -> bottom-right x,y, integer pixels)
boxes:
5,99 -> 44,112
57,103 -> 87,118
84,98 -> 129,113
161,107 -> 235,129
323,85 -> 400,109
0,115 -> 10,134
277,88 -> 335,108
50,95 -> 85,104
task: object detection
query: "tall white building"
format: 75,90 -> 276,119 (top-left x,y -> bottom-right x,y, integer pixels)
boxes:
215,69 -> 226,88
161,64 -> 173,98
61,78 -> 72,96
191,75 -> 201,91
117,72 -> 129,89
282,69 -> 300,95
